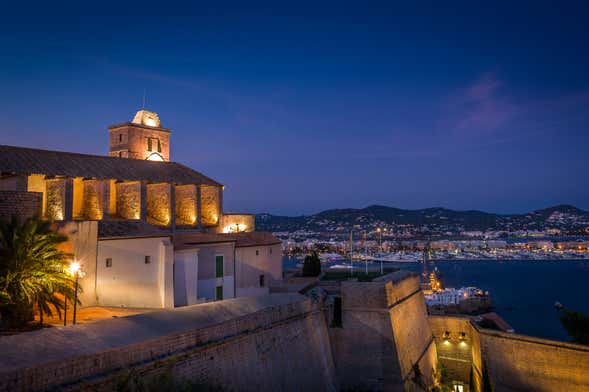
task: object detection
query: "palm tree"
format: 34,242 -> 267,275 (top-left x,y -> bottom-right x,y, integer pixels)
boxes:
0,216 -> 77,327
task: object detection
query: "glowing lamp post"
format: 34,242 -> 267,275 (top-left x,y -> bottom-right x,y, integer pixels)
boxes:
68,261 -> 85,325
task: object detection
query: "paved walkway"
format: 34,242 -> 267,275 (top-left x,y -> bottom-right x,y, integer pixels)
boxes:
36,306 -> 156,326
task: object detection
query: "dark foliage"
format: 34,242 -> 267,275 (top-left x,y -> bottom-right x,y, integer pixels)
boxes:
560,309 -> 589,345
302,251 -> 321,277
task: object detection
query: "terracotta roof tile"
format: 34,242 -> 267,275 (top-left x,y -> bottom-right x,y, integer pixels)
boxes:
174,231 -> 281,250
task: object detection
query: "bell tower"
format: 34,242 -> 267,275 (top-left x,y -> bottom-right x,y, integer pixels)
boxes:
108,109 -> 171,162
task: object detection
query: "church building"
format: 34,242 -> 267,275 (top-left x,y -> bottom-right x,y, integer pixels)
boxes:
0,110 -> 282,309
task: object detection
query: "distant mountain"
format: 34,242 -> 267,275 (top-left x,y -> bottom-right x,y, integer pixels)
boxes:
255,204 -> 589,234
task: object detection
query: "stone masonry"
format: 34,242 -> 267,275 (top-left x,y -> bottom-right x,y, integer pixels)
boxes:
116,181 -> 141,220
0,191 -> 42,221
146,183 -> 173,226
0,294 -> 337,392
175,184 -> 198,225
200,185 -> 220,226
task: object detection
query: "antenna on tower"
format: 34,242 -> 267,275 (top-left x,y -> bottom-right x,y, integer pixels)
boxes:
142,88 -> 146,109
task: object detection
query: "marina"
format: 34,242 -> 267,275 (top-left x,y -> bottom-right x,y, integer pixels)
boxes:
284,256 -> 589,342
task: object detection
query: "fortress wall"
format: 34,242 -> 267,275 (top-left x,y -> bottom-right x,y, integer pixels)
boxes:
429,316 -> 481,389
0,294 -> 337,392
329,305 -> 402,391
0,190 -> 42,221
479,329 -> 589,392
429,315 -> 589,392
331,272 -> 437,391
389,283 -> 437,391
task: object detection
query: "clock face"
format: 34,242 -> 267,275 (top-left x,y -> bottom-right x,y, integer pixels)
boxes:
144,116 -> 157,127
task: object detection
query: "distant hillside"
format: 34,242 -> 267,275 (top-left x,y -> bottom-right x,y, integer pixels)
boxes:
255,204 -> 589,234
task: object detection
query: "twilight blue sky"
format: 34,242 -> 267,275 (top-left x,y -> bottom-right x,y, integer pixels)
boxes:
1,1 -> 588,215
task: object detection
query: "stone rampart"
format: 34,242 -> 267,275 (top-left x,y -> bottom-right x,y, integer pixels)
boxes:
0,190 -> 42,221
0,294 -> 337,392
330,271 -> 437,391
480,328 -> 589,392
429,315 -> 589,392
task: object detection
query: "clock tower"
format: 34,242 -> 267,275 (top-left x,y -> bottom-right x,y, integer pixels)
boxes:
108,109 -> 171,162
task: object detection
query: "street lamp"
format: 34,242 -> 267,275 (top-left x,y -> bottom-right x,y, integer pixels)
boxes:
68,261 -> 84,325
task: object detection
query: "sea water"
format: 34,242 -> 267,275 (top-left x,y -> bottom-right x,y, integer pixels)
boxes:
283,256 -> 589,342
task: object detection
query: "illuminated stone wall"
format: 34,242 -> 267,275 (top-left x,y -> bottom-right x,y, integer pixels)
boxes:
429,316 -> 481,390
220,213 -> 255,233
429,315 -> 589,392
45,179 -> 67,220
116,181 -> 141,220
72,178 -> 84,219
82,179 -> 105,220
175,184 -> 198,225
200,185 -> 220,226
146,183 -> 172,226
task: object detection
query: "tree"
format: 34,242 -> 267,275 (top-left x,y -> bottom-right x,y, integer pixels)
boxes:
560,309 -> 589,345
0,216 -> 76,327
302,251 -> 321,277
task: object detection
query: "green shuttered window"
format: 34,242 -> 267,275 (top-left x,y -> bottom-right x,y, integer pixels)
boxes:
215,255 -> 224,278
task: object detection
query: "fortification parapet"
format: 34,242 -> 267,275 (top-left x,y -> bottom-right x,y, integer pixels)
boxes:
0,294 -> 337,392
429,315 -> 589,392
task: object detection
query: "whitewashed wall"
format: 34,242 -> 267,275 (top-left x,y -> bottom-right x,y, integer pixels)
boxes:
235,243 -> 282,297
96,237 -> 174,308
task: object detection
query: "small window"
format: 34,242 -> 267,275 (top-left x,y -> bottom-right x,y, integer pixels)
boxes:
119,133 -> 123,143
269,247 -> 273,255
215,255 -> 224,278
259,274 -> 265,287
215,286 -> 223,300
157,139 -> 162,153
145,255 -> 151,264
106,258 -> 112,268
147,138 -> 152,151
256,250 -> 259,256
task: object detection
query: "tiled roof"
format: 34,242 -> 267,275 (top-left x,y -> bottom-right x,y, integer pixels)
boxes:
98,221 -> 175,239
0,145 -> 221,186
174,231 -> 281,250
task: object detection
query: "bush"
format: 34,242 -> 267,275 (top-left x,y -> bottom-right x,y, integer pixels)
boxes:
560,309 -> 589,345
302,251 -> 321,277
